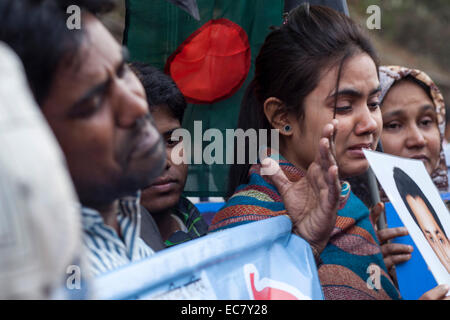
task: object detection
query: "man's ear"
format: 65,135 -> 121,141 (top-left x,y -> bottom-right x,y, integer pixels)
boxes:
263,97 -> 294,136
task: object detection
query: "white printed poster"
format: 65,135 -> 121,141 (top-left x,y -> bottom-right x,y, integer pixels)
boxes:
363,150 -> 450,286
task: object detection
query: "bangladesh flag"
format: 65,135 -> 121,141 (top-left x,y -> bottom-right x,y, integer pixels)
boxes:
124,0 -> 284,197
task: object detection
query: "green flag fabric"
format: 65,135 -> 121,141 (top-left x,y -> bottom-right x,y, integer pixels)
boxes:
124,0 -> 284,197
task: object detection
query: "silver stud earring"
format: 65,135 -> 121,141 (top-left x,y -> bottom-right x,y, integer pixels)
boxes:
284,125 -> 291,132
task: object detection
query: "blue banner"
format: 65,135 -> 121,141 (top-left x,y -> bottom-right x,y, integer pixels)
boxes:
94,215 -> 323,300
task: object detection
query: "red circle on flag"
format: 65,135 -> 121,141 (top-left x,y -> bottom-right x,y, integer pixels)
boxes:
165,18 -> 251,104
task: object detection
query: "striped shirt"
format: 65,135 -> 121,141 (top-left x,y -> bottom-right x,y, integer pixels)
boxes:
81,194 -> 154,276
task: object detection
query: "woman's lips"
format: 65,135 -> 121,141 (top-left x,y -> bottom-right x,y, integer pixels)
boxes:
347,143 -> 372,158
410,154 -> 429,162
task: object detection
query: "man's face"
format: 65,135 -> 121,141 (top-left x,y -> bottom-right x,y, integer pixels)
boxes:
406,195 -> 450,273
41,13 -> 165,207
141,106 -> 188,214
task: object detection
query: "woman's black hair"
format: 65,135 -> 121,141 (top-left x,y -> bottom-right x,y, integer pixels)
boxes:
227,4 -> 379,197
393,166 -> 447,238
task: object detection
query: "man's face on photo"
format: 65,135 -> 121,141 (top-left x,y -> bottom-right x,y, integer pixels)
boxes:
41,13 -> 165,207
406,195 -> 450,273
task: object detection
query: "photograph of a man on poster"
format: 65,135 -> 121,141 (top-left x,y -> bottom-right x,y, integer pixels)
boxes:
393,167 -> 450,273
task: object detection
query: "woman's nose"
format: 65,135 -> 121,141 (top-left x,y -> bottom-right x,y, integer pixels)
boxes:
354,107 -> 379,136
406,125 -> 427,149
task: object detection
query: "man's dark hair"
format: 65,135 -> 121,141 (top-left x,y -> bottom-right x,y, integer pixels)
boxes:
393,166 -> 447,238
129,62 -> 187,123
0,0 -> 116,106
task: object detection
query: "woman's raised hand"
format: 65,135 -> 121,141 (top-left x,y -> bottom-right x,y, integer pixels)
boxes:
262,120 -> 341,256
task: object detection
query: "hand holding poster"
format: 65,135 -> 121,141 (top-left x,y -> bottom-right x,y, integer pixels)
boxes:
363,150 -> 450,292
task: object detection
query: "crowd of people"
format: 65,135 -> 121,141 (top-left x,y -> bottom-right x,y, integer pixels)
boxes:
0,0 -> 448,300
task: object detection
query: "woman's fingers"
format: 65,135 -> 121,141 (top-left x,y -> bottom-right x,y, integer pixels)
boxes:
381,242 -> 413,255
378,226 -> 413,269
370,202 -> 384,229
329,119 -> 338,161
326,164 -> 340,207
378,227 -> 409,243
261,157 -> 291,195
318,137 -> 331,171
381,241 -> 413,270
317,121 -> 338,169
311,120 -> 340,212
419,285 -> 450,300
316,120 -> 339,189
382,245 -> 413,268
310,142 -> 340,205
384,255 -> 412,271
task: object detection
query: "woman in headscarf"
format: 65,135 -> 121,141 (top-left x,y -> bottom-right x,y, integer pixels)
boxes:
380,66 -> 448,191
372,66 -> 449,279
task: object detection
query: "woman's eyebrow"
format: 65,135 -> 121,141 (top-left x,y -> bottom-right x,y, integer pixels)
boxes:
420,105 -> 435,113
327,85 -> 381,100
383,105 -> 435,120
369,86 -> 382,97
328,88 -> 362,100
383,109 -> 405,118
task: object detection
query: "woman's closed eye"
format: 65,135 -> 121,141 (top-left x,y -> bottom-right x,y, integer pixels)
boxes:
334,105 -> 352,114
334,99 -> 380,115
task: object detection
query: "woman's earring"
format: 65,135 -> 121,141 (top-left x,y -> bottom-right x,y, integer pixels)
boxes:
284,125 -> 291,133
